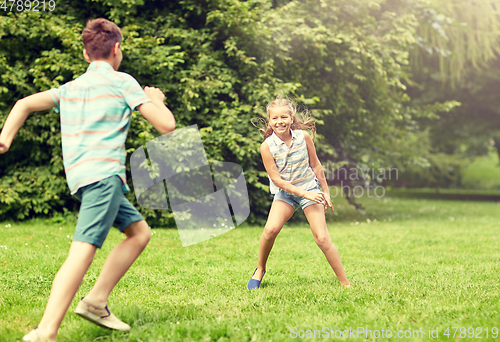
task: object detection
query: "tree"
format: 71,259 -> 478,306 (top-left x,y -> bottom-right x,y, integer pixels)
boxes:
0,0 -> 466,222
0,0 -> 293,222
405,0 -> 500,185
254,0 -> 459,195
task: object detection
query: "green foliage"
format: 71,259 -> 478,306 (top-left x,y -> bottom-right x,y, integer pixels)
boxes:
0,0 -> 469,222
0,13 -> 83,221
0,1 -> 290,223
403,0 -> 500,188
257,0 -> 462,188
461,148 -> 500,190
409,0 -> 500,87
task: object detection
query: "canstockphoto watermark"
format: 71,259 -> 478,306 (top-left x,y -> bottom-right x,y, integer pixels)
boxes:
290,327 -> 424,339
130,125 -> 250,247
290,326 -> 499,339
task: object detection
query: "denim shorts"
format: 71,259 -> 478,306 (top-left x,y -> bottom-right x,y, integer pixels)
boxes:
74,175 -> 144,248
273,186 -> 322,210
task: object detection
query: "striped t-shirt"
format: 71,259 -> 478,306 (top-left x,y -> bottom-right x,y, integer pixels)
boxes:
48,61 -> 151,195
264,129 -> 318,194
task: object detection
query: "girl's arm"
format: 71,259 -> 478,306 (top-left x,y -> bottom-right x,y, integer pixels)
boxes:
261,141 -> 326,205
0,91 -> 55,154
304,131 -> 333,211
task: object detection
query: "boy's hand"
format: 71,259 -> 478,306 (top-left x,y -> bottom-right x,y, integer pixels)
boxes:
144,86 -> 165,104
0,141 -> 9,154
138,87 -> 175,134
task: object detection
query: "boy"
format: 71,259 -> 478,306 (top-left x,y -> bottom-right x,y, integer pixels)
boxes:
0,18 -> 175,341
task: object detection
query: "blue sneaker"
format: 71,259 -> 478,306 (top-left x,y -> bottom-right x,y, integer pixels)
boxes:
247,268 -> 266,289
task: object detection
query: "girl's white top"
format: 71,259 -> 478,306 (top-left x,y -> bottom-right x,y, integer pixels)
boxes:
264,129 -> 319,194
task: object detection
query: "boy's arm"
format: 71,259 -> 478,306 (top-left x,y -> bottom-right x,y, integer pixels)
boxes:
0,91 -> 55,154
137,86 -> 175,134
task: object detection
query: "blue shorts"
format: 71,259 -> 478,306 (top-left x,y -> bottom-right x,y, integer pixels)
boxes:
273,187 -> 322,210
74,175 -> 144,248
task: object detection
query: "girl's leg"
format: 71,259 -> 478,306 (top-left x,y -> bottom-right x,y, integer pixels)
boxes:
303,204 -> 350,286
252,200 -> 295,280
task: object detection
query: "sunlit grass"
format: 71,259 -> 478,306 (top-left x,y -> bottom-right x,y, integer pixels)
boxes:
0,191 -> 499,341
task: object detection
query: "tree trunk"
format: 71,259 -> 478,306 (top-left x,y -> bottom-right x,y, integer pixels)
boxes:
494,138 -> 500,164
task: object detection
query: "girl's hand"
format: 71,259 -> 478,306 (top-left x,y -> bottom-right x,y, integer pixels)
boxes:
304,191 -> 327,205
324,196 -> 334,212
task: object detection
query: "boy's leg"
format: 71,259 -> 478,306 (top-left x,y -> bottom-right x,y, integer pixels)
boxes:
252,200 -> 295,281
303,204 -> 350,286
73,185 -> 148,330
27,176 -> 124,341
26,241 -> 96,341
82,219 -> 150,307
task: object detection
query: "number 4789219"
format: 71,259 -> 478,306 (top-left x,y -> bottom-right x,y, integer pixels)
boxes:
0,0 -> 56,12
443,327 -> 499,339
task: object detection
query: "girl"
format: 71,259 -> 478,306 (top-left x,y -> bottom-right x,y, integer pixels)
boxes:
247,95 -> 351,289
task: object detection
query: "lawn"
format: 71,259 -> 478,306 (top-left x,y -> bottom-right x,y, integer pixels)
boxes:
0,190 -> 499,341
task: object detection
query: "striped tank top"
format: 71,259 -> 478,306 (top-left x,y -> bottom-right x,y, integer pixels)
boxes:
264,129 -> 318,194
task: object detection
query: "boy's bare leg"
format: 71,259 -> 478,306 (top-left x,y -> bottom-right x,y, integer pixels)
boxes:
30,241 -> 97,341
83,220 -> 150,307
252,201 -> 295,280
303,204 -> 350,286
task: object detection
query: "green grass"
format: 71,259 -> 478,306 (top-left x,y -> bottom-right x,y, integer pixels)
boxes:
1,190 -> 500,341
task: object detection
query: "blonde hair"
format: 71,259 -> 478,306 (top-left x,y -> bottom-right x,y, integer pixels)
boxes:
253,95 -> 316,140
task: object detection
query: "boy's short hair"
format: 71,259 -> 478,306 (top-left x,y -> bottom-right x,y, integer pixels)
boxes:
82,18 -> 123,60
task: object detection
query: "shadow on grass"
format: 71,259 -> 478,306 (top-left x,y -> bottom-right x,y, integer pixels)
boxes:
386,190 -> 500,202
258,275 -> 341,289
